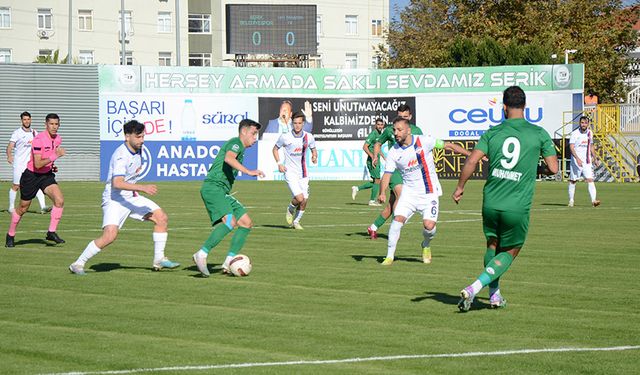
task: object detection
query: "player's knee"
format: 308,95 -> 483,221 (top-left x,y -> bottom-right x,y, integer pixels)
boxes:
393,216 -> 407,224
237,215 -> 252,228
154,209 -> 169,226
424,221 -> 436,231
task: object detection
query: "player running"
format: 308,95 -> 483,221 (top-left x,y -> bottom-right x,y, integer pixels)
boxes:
272,111 -> 317,230
452,86 -> 558,311
352,118 -> 385,206
69,120 -> 180,275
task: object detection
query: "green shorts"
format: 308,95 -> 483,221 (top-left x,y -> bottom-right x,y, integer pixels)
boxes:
366,158 -> 381,180
482,207 -> 530,249
200,184 -> 247,225
389,170 -> 403,189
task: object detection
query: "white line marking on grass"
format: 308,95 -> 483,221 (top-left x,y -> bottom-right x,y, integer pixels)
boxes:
40,345 -> 640,375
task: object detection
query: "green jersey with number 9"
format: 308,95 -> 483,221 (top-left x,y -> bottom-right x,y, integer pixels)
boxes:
475,118 -> 556,211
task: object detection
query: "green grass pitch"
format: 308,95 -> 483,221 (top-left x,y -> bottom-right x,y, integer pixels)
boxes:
0,180 -> 639,374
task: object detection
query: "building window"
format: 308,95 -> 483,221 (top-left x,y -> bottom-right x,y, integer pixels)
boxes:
371,19 -> 382,36
159,52 -> 172,66
345,53 -> 358,69
158,12 -> 171,33
345,15 -> 358,35
189,53 -> 211,66
0,49 -> 11,63
118,11 -> 133,38
119,51 -> 133,65
78,10 -> 92,31
37,8 -> 53,30
38,49 -> 53,60
79,50 -> 94,64
316,15 -> 322,43
0,7 -> 11,28
371,55 -> 381,69
188,14 -> 211,33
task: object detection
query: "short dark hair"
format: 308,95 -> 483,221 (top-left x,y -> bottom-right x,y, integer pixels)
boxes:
503,86 -> 526,109
375,118 -> 384,124
45,113 -> 60,122
292,111 -> 306,122
123,120 -> 145,135
397,104 -> 412,114
239,118 -> 261,132
20,111 -> 31,119
579,115 -> 590,123
392,116 -> 409,126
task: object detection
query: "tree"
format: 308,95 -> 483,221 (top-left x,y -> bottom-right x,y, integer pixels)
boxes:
33,49 -> 73,64
382,0 -> 639,102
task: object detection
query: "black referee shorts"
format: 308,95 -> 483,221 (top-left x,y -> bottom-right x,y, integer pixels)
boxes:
19,169 -> 57,201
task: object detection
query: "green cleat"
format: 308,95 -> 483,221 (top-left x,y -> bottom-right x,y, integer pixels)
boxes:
381,257 -> 394,266
285,209 -> 294,225
422,247 -> 432,264
292,222 -> 304,230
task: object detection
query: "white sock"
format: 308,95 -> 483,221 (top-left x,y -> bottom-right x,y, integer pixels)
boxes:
75,240 -> 101,266
370,224 -> 378,231
568,183 -> 576,202
386,220 -> 403,259
8,189 -> 16,211
153,232 -> 168,263
489,287 -> 501,298
471,280 -> 483,295
223,255 -> 234,267
36,190 -> 46,209
294,210 -> 305,223
588,182 -> 597,202
422,226 -> 436,248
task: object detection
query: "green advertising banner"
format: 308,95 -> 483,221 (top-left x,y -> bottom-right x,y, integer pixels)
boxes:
99,64 -> 584,95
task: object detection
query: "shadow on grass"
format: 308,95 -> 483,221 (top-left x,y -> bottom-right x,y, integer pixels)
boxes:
260,224 -> 294,230
351,255 -> 422,264
183,264 -> 229,278
411,290 -> 492,310
90,263 -> 151,272
345,231 -> 388,240
13,238 -> 59,247
539,203 -> 570,207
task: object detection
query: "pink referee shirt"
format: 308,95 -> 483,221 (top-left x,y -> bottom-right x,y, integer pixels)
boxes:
27,131 -> 62,174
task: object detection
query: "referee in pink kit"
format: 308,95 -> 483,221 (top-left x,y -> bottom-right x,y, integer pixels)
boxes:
6,113 -> 66,247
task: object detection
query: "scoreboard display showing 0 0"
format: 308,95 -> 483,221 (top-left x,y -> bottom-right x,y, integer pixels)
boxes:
226,4 -> 317,55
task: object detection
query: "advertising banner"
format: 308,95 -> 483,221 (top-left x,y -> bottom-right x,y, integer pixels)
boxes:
99,64 -> 583,181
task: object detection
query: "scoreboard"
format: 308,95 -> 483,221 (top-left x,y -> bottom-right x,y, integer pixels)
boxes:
226,4 -> 317,55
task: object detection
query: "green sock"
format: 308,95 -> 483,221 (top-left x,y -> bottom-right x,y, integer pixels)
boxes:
357,181 -> 374,190
229,226 -> 251,255
373,214 -> 387,228
369,183 -> 380,201
202,224 -> 232,254
478,252 -> 513,287
484,248 -> 499,289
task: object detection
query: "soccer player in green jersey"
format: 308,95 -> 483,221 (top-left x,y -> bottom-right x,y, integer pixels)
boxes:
452,86 -> 558,311
193,119 -> 265,278
352,118 -> 385,206
366,104 -> 423,239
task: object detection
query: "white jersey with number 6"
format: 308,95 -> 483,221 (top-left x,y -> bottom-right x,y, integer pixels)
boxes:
384,135 -> 442,196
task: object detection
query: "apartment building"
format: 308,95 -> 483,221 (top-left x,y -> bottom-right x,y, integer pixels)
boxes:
0,0 -> 389,68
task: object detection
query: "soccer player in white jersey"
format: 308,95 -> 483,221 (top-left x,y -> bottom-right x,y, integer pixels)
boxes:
5,111 -> 49,213
568,116 -> 600,207
378,116 -> 471,265
69,120 -> 179,275
272,111 -> 317,230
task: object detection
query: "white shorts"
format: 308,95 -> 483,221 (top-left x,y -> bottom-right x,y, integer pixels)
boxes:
102,195 -> 160,229
394,191 -> 440,222
570,161 -> 594,181
285,175 -> 309,199
13,161 -> 28,184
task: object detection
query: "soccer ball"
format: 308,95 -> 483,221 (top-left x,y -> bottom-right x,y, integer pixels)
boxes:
228,254 -> 252,277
